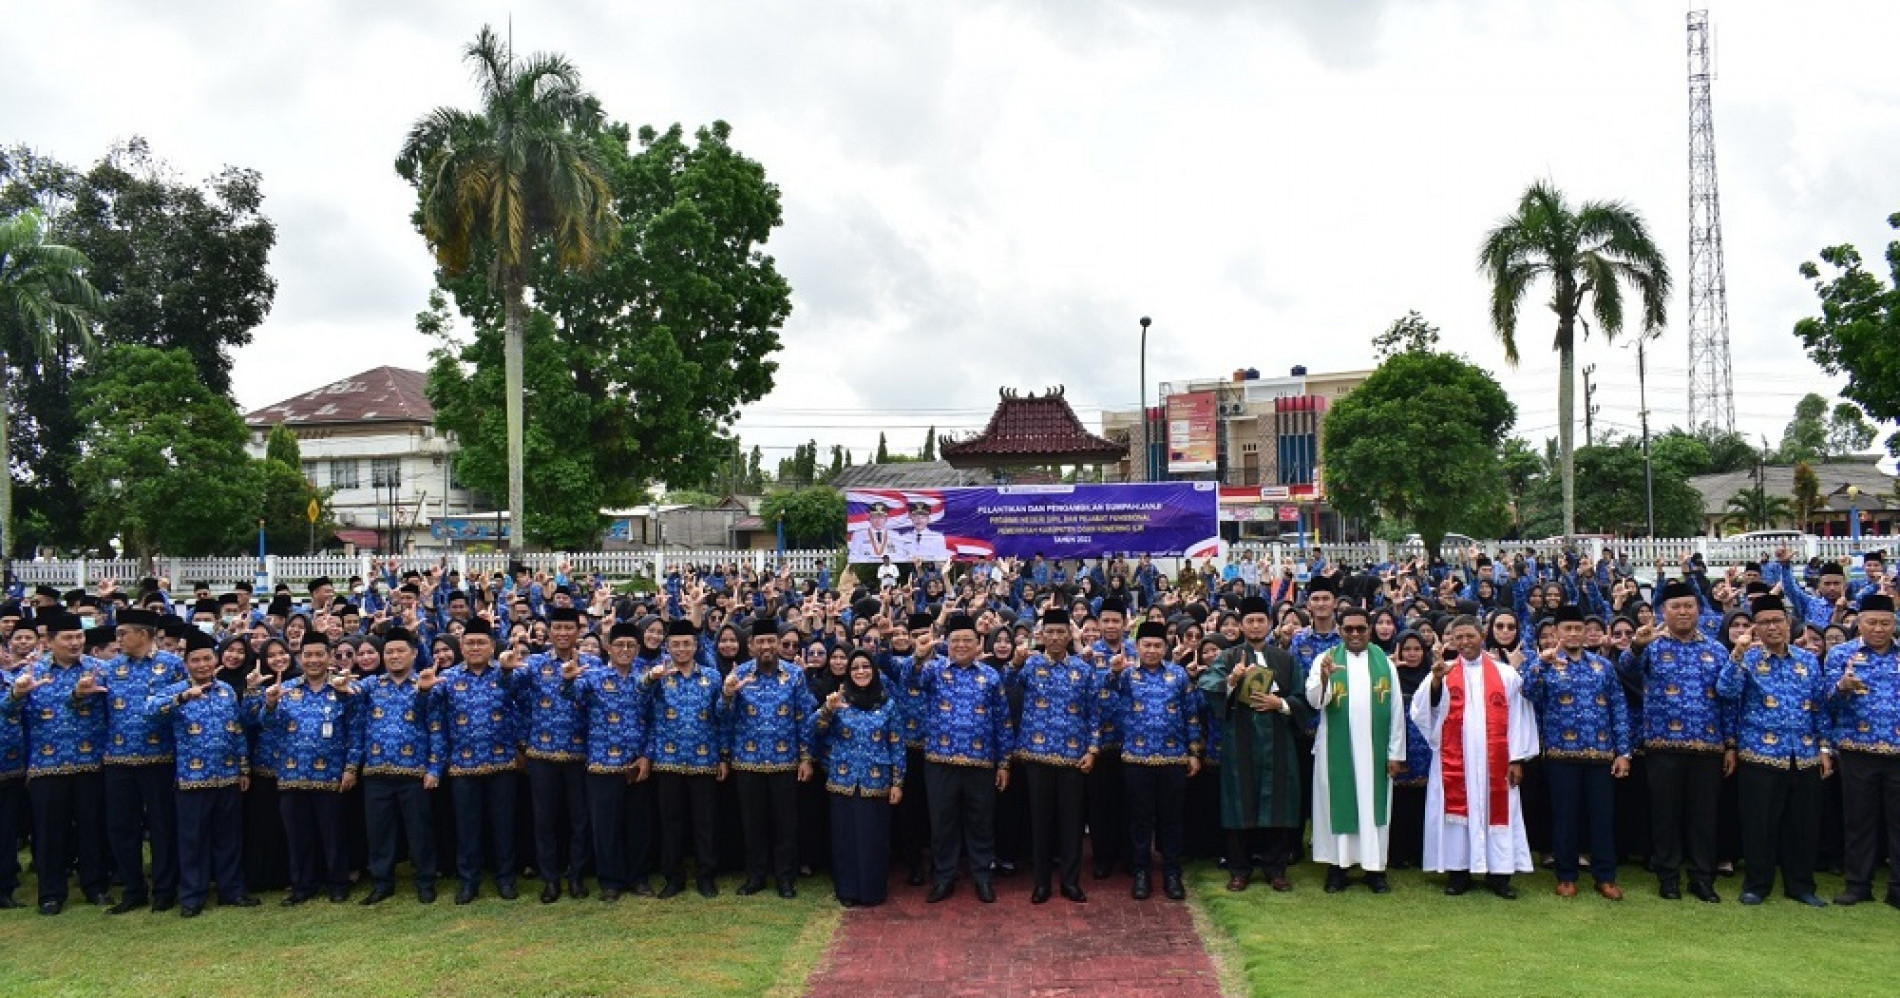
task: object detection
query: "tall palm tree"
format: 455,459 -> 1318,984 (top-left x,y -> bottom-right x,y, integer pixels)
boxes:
1724,485 -> 1793,533
1479,181 -> 1670,539
0,209 -> 101,564
395,25 -> 616,552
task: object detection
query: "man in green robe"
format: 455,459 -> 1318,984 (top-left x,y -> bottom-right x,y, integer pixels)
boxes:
1201,595 -> 1310,891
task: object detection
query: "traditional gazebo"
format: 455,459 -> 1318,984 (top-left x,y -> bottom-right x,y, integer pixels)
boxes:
939,386 -> 1127,480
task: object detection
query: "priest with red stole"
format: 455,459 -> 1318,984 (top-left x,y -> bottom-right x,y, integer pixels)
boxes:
1412,614 -> 1540,898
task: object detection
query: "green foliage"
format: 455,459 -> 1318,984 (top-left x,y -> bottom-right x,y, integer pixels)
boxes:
1322,350 -> 1515,559
1725,484 -> 1794,533
875,432 -> 889,463
428,310 -> 606,549
759,487 -> 846,548
1777,393 -> 1830,464
258,457 -> 330,556
1519,438 -> 1703,538
922,426 -> 936,461
1828,401 -> 1877,456
1652,425 -> 1756,477
1479,180 -> 1671,536
1371,310 -> 1442,360
1498,436 -> 1545,533
1794,212 -> 1900,452
777,440 -> 821,486
663,489 -> 726,508
264,424 -> 302,467
73,345 -> 258,557
1792,461 -> 1823,530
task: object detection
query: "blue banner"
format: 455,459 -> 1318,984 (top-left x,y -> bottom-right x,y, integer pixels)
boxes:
844,482 -> 1219,564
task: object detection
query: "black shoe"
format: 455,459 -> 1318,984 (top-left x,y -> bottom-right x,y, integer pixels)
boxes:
360,887 -> 394,906
630,880 -> 653,897
1132,871 -> 1152,900
1834,889 -> 1872,906
1792,893 -> 1829,908
1093,864 -> 1114,881
418,884 -> 437,904
1739,892 -> 1765,905
1445,872 -> 1471,896
1688,882 -> 1721,904
568,877 -> 588,900
86,892 -> 114,907
1163,874 -> 1186,901
151,897 -> 176,913
599,888 -> 620,903
281,892 -> 313,907
1030,885 -> 1052,904
736,879 -> 767,897
926,881 -> 955,903
0,893 -> 20,910
1366,873 -> 1391,894
1324,869 -> 1349,894
1061,883 -> 1088,904
778,879 -> 798,900
696,876 -> 718,899
974,879 -> 996,904
907,861 -> 927,887
108,898 -> 145,915
225,896 -> 261,908
497,884 -> 519,901
1885,891 -> 1900,911
657,880 -> 686,900
38,899 -> 63,916
1486,876 -> 1517,900
1659,881 -> 1682,900
180,904 -> 203,918
455,886 -> 477,905
328,888 -> 349,904
540,884 -> 560,904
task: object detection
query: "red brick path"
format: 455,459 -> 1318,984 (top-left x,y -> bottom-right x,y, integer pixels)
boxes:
803,875 -> 1226,998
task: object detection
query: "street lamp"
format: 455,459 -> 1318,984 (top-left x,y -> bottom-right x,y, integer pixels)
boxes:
1848,485 -> 1863,545
1139,316 -> 1152,481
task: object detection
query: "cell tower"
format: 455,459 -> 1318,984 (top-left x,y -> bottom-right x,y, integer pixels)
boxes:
1686,10 -> 1735,433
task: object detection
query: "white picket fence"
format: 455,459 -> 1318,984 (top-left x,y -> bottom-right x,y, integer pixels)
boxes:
8,536 -> 1879,592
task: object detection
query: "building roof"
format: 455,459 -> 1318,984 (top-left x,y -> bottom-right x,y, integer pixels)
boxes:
1688,461 -> 1896,518
246,367 -> 434,427
939,386 -> 1128,467
828,461 -> 995,490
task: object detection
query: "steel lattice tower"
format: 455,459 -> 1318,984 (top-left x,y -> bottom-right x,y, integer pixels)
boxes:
1686,10 -> 1735,433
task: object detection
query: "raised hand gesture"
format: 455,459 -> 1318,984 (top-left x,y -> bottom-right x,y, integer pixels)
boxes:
416,666 -> 441,693
74,672 -> 108,697
824,690 -> 845,713
560,660 -> 585,683
11,670 -> 52,700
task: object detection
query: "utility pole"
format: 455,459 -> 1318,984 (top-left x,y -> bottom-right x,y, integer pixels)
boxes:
1638,340 -> 1655,538
1582,364 -> 1599,447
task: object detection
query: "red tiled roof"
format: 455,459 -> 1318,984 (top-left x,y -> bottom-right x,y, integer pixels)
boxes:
246,367 -> 433,426
939,387 -> 1128,467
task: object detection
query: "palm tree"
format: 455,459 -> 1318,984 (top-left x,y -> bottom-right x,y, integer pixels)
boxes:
0,209 -> 101,564
1724,485 -> 1793,533
1479,181 -> 1671,539
395,26 -> 616,552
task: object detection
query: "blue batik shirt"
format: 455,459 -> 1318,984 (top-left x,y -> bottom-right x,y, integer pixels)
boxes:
1718,644 -> 1828,770
1007,652 -> 1099,767
1617,632 -> 1736,754
1522,649 -> 1631,762
146,679 -> 248,788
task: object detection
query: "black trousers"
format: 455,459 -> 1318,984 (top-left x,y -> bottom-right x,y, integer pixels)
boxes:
242,774 -> 289,892
1225,826 -> 1298,878
925,762 -> 997,884
1840,751 -> 1900,895
1737,761 -> 1821,899
451,771 -> 517,890
1646,750 -> 1723,887
364,775 -> 436,890
1024,761 -> 1086,889
894,746 -> 931,870
176,785 -> 244,908
1184,762 -> 1224,860
830,793 -> 893,905
733,769 -> 798,883
796,777 -> 830,873
1614,754 -> 1652,862
28,771 -> 108,905
1389,784 -> 1427,868
0,779 -> 23,895
586,773 -> 653,890
1086,748 -> 1125,872
654,771 -> 717,883
1546,759 -> 1617,884
279,789 -> 348,895
527,759 -> 589,882
104,762 -> 178,903
1126,762 -> 1188,877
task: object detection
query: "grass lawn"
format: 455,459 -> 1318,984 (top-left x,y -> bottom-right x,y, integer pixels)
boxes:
0,870 -> 838,998
1193,862 -> 1897,998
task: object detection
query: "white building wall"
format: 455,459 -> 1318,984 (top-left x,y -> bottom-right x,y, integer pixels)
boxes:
246,421 -> 489,548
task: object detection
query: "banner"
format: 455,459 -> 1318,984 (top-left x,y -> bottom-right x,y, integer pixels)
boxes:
1167,391 -> 1218,473
844,483 -> 1220,564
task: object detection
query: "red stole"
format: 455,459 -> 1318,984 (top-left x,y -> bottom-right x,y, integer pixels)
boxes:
1440,655 -> 1510,827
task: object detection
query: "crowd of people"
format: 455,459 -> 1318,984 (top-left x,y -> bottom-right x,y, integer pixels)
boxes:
2,542 -> 1897,918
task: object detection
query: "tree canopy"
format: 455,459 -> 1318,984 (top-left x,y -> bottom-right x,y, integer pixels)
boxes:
1794,210 -> 1900,451
760,487 -> 846,549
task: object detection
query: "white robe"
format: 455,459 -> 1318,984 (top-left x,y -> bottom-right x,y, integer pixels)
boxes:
1306,649 -> 1408,871
1410,656 -> 1540,875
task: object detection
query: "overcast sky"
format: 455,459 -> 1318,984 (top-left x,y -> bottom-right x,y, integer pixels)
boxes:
5,0 -> 1896,467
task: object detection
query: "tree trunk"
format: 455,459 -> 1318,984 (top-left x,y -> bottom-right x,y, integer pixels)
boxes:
1557,327 -> 1577,541
503,277 -> 527,555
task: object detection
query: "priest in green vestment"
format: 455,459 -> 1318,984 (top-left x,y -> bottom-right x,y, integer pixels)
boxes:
1201,595 -> 1310,892
1305,605 -> 1408,894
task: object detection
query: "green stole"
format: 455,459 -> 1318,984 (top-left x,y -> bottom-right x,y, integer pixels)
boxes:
1323,644 -> 1395,835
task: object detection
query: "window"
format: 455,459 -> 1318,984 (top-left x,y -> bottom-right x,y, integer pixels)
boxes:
300,461 -> 318,486
331,459 -> 360,490
371,458 -> 402,489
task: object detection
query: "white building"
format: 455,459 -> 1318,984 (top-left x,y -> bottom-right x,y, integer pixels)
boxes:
245,367 -> 494,552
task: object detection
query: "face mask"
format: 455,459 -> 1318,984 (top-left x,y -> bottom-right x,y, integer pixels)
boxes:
79,615 -> 96,630
223,614 -> 237,626
197,621 -> 216,635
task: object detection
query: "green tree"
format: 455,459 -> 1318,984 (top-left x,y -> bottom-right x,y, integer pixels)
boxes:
1322,349 -> 1516,560
1828,402 -> 1877,457
257,425 -> 330,555
73,345 -> 258,557
1724,484 -> 1794,533
1794,212 -> 1900,449
1777,393 -> 1829,464
1372,310 -> 1442,360
922,426 -> 936,461
1519,438 -> 1703,538
759,486 -> 846,548
1479,181 -> 1671,538
1792,461 -> 1822,531
0,209 -> 100,559
876,432 -> 889,463
745,445 -> 765,491
397,25 -> 617,552
1499,436 -> 1545,535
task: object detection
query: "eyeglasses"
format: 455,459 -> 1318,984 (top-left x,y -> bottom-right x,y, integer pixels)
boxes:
1339,625 -> 1370,634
